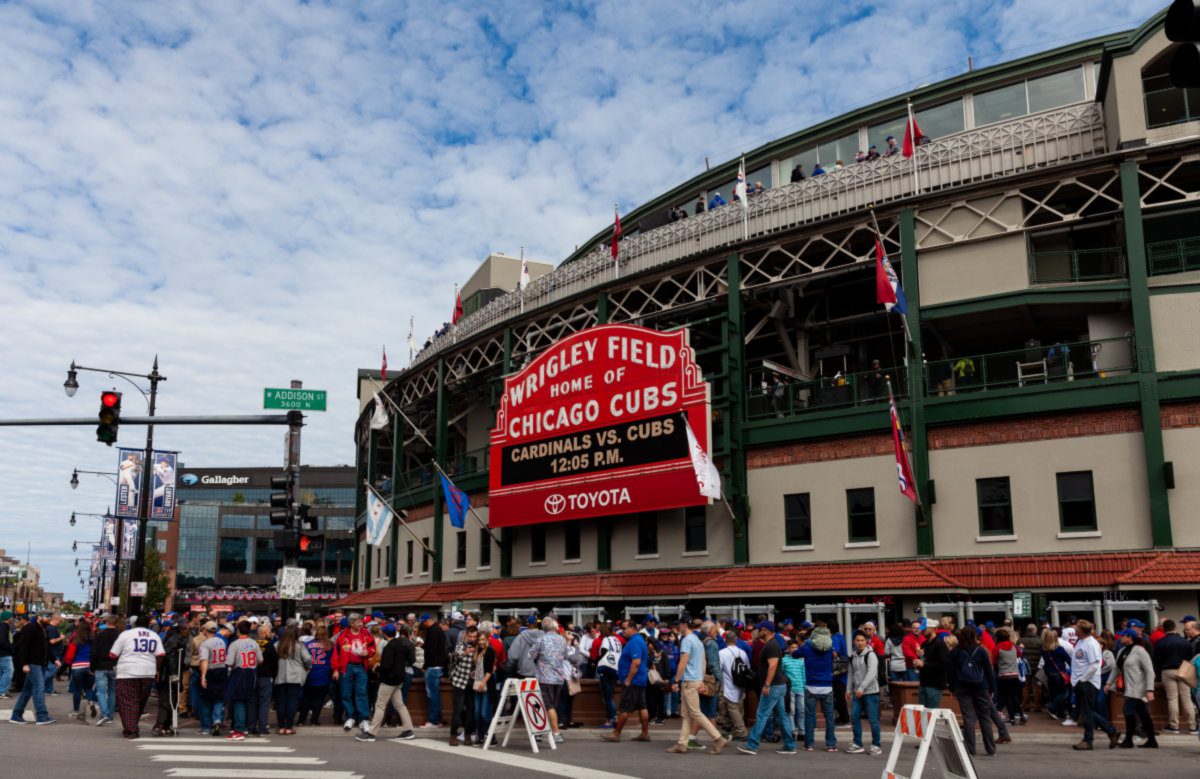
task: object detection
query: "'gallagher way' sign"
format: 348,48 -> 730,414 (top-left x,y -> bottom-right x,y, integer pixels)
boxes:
488,323 -> 712,527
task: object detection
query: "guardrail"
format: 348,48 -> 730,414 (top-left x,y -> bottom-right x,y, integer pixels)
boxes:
924,335 -> 1134,396
1147,238 -> 1200,276
1029,247 -> 1126,284
414,103 -> 1106,368
748,366 -> 908,420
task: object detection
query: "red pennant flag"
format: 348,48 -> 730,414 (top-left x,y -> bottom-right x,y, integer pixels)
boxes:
902,112 -> 923,158
611,208 -> 621,260
381,347 -> 387,382
890,393 -> 920,505
452,288 -> 463,325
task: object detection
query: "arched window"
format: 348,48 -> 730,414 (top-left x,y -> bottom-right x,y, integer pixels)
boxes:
1143,49 -> 1200,128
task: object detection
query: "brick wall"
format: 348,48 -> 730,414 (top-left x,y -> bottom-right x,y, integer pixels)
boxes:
929,408 -> 1142,450
1161,400 -> 1200,429
746,433 -> 892,469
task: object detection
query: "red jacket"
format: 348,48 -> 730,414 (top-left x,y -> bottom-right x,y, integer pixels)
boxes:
334,629 -> 376,674
489,635 -> 506,668
901,633 -> 924,668
869,635 -> 886,656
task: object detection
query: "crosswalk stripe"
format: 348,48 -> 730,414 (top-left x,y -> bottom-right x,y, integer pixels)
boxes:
393,738 -> 637,779
137,737 -> 274,743
149,755 -> 326,765
164,771 -> 362,779
137,745 -> 295,752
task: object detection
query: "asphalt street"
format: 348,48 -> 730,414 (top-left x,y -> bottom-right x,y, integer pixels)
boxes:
3,692 -> 1198,778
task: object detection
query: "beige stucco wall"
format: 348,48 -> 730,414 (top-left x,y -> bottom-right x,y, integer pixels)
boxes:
918,234 -> 1029,307
747,454 -> 918,564
507,517 -> 599,577
610,505 -> 735,571
929,432 -> 1152,557
1163,427 -> 1200,548
1151,292 -> 1200,372
463,405 -> 494,452
1106,28 -> 1200,149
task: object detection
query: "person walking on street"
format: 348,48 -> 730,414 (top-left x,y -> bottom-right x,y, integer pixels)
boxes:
419,613 -> 447,728
667,619 -> 728,755
1152,620 -> 1196,734
845,631 -> 882,755
947,627 -> 996,757
110,614 -> 165,739
10,612 -> 58,725
64,619 -> 97,723
1107,629 -> 1157,748
90,615 -> 120,726
529,617 -> 567,744
274,625 -> 311,735
356,623 -> 416,742
0,610 -> 14,699
602,620 -> 650,742
1069,620 -> 1119,750
717,630 -> 750,740
736,621 -> 796,756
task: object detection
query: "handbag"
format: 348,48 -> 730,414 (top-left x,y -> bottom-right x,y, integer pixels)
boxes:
701,673 -> 719,697
598,637 -> 620,672
1178,658 -> 1198,688
647,667 -> 664,686
567,677 -> 582,696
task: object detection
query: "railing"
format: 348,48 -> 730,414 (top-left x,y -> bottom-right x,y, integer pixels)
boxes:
1028,248 -> 1126,284
388,448 -> 488,499
412,103 -> 1106,368
1147,238 -> 1200,276
446,446 -> 488,478
924,335 -> 1134,397
748,366 -> 908,420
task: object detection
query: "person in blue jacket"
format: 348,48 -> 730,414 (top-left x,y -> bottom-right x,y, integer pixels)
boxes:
829,619 -> 850,724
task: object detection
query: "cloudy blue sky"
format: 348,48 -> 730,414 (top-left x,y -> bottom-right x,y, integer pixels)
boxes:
0,0 -> 1164,601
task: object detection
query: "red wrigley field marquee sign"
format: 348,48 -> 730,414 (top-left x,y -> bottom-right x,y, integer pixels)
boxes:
488,323 -> 712,527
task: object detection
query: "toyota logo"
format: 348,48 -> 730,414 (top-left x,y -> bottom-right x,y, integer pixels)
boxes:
544,494 -> 566,515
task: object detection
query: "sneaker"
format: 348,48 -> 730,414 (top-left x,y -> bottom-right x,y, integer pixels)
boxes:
869,745 -> 882,756
776,747 -> 797,755
1062,719 -> 1077,726
846,744 -> 865,754
736,745 -> 758,755
553,732 -> 564,743
687,737 -> 703,750
344,718 -> 355,731
36,719 -> 56,726
420,721 -> 439,729
1187,729 -> 1199,736
226,731 -> 245,742
211,726 -> 222,737
396,730 -> 416,740
598,722 -> 614,730
355,732 -> 376,742
826,746 -> 838,752
1161,726 -> 1180,734
197,729 -> 210,736
9,717 -> 28,725
805,746 -> 815,752
360,720 -> 371,734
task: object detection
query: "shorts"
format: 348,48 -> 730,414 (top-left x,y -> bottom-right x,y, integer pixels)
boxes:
540,683 -> 562,709
619,685 -> 647,713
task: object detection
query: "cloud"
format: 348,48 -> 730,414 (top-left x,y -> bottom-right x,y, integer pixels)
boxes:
0,0 -> 1158,599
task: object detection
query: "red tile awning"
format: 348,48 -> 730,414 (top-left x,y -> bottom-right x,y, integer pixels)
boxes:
690,560 -> 965,595
931,552 -> 1161,591
1116,551 -> 1200,585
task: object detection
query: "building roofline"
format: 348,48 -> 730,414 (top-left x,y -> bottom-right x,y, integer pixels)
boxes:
1095,6 -> 1170,102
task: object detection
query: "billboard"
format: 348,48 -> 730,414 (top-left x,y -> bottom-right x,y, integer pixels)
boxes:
488,323 -> 711,527
116,448 -> 178,520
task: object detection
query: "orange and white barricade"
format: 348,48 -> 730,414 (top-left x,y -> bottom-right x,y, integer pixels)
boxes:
482,677 -> 556,753
881,705 -> 977,779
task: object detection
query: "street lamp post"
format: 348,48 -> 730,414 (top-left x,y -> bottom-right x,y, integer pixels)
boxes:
65,358 -> 164,616
71,468 -> 119,489
69,511 -> 109,528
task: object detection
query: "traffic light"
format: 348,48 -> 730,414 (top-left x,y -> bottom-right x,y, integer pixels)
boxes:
1166,0 -> 1200,88
96,390 -> 122,445
298,533 -> 324,553
269,470 -> 295,526
298,504 -> 318,531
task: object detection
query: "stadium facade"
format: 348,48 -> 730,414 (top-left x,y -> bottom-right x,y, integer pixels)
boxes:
338,8 -> 1200,630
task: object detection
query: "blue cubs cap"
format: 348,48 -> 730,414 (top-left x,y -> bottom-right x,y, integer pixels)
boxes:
372,610 -> 385,619
383,624 -> 397,636
757,620 -> 776,633
800,621 -> 813,629
339,617 -> 349,628
1128,619 -> 1145,628
984,621 -> 995,628
1118,629 -> 1138,638
419,613 -> 432,622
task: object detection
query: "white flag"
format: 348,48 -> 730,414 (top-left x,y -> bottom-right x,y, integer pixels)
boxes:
406,316 -> 416,352
735,158 -> 748,209
519,246 -> 530,290
684,416 -> 722,500
369,393 -> 390,430
365,487 -> 393,546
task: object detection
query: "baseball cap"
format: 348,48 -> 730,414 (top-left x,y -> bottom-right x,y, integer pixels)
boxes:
340,617 -> 350,629
782,618 -> 794,626
203,621 -> 218,632
1118,628 -> 1138,638
1182,615 -> 1197,623
248,616 -> 260,624
383,624 -> 397,636
525,615 -> 538,625
0,611 -> 11,621
372,610 -> 385,619
1128,619 -> 1146,628
984,621 -> 995,628
757,620 -> 776,633
419,613 -> 432,622
451,611 -> 464,621
645,615 -> 658,623
800,621 -> 813,630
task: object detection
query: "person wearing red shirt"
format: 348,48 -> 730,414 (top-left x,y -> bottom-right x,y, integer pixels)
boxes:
862,622 -> 886,657
334,613 -> 376,731
1148,621 -> 1167,647
901,621 -> 925,681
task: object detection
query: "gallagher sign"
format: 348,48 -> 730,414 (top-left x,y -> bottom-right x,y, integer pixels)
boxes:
488,323 -> 711,527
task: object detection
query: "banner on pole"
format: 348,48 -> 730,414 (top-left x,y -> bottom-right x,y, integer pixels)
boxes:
115,448 -> 144,518
151,452 -> 178,519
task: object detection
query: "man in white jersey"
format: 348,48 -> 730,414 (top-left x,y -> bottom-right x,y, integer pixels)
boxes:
1070,620 -> 1118,750
109,614 -> 165,739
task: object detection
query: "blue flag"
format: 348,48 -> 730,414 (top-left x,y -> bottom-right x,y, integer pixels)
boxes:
440,473 -> 468,529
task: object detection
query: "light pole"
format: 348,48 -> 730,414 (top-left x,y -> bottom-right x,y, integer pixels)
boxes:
65,358 -> 164,616
70,468 -> 118,489
69,511 -> 110,528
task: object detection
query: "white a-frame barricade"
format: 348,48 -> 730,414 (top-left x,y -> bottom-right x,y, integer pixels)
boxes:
483,677 -> 556,753
882,705 -> 978,779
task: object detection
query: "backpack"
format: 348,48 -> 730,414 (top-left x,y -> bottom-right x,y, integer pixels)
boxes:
732,654 -> 758,690
956,648 -> 984,686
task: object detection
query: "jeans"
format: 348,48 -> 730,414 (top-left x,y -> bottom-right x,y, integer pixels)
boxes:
805,689 -> 836,749
955,686 -> 995,756
12,664 -> 50,722
424,667 -> 444,724
95,669 -> 117,719
252,678 -> 273,733
790,691 -> 806,735
45,661 -> 57,694
0,656 -> 13,695
1076,682 -> 1115,743
850,693 -> 880,748
918,685 -> 943,709
700,692 -> 717,719
341,663 -> 370,722
188,668 -> 202,716
746,685 -> 794,752
598,670 -> 617,722
473,685 -> 493,740
197,696 -> 225,732
402,671 -> 413,705
1046,673 -> 1070,718
299,683 -> 329,724
1122,697 -> 1156,745
450,686 -> 474,738
69,667 -> 97,711
275,683 -> 302,730
231,700 -> 248,733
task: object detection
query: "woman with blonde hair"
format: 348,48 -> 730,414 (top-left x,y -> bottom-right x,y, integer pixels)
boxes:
1040,629 -> 1072,720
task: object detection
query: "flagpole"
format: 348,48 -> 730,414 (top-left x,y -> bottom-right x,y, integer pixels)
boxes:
408,316 -> 414,366
679,411 -> 742,536
613,203 -> 620,280
740,156 -> 749,241
870,209 -> 913,345
519,245 -> 525,314
364,481 -> 436,561
364,376 -> 502,549
907,100 -> 920,195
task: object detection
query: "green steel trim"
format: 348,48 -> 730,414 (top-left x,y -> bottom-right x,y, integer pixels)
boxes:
901,209 -> 933,556
922,285 -> 1131,320
1149,282 -> 1200,296
744,404 -> 895,446
1121,161 -> 1172,548
597,291 -> 610,325
501,328 -> 514,578
433,358 -> 447,582
1158,371 -> 1200,401
1095,8 -> 1171,98
923,377 -> 1141,424
726,253 -> 749,563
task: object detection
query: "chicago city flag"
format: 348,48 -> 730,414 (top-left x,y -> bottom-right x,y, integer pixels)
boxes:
365,486 -> 393,546
889,393 -> 920,505
684,415 -> 722,500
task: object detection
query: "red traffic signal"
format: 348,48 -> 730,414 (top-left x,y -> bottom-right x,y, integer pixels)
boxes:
101,391 -> 121,408
97,390 -> 122,445
298,533 -> 324,552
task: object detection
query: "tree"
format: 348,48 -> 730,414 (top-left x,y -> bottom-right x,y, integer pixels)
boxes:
142,543 -> 172,612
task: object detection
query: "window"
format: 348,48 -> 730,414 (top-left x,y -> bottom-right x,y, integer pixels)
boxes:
973,81 -> 1029,125
1027,68 -> 1084,113
375,547 -> 381,578
817,131 -> 861,166
406,540 -> 414,575
846,488 -> 877,542
976,477 -> 1014,536
218,537 -> 251,574
637,512 -> 658,556
421,537 -> 430,573
530,525 -> 546,564
479,529 -> 491,568
1143,51 -> 1200,128
916,99 -> 964,139
563,522 -> 581,561
1056,471 -> 1097,531
784,493 -> 812,546
254,537 -> 283,575
782,147 -> 819,182
684,506 -> 707,553
869,115 -> 909,151
455,530 -> 467,570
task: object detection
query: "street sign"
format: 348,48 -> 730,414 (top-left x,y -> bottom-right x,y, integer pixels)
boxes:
130,581 -> 147,597
1012,591 -> 1033,619
278,566 -> 307,600
263,388 -> 327,411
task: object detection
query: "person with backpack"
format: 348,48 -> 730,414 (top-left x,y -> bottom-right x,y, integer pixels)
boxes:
845,631 -> 882,755
798,623 -> 837,752
947,627 -> 996,757
717,630 -> 749,740
994,628 -> 1024,726
593,622 -> 622,728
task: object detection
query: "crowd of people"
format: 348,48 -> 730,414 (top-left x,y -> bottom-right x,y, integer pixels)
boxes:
2,607 -> 1198,759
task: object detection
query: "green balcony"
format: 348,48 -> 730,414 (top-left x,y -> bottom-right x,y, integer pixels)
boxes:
1028,248 -> 1126,284
925,335 -> 1134,397
446,446 -> 488,478
748,365 -> 907,420
1147,238 -> 1200,276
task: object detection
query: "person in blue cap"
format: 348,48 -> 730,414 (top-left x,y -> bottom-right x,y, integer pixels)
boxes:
1106,629 -> 1156,748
